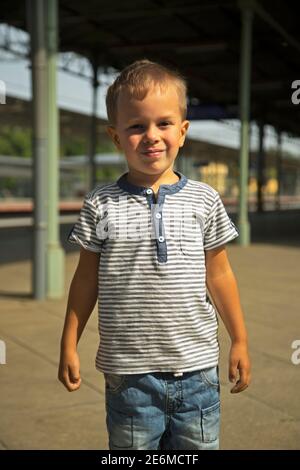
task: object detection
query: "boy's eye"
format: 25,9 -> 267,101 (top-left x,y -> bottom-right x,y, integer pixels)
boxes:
128,122 -> 171,131
129,124 -> 144,129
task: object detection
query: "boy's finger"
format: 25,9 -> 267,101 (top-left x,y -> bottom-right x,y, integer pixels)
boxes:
229,363 -> 238,383
68,364 -> 81,383
230,367 -> 250,393
239,364 -> 250,385
230,381 -> 248,393
67,378 -> 82,392
62,371 -> 81,392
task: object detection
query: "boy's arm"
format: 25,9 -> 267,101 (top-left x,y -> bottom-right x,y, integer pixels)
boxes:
205,245 -> 251,393
58,247 -> 100,392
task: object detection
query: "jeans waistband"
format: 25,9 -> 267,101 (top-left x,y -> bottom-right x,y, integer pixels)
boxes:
152,371 -> 193,379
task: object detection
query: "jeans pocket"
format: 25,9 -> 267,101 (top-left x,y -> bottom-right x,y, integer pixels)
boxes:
104,373 -> 127,393
106,405 -> 133,449
199,366 -> 220,389
201,400 -> 220,443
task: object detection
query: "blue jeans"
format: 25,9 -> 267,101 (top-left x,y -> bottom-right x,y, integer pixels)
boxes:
104,366 -> 220,450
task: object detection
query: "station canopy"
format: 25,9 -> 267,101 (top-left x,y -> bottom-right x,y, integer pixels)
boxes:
2,0 -> 300,136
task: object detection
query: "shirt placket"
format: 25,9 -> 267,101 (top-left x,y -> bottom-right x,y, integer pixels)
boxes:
145,187 -> 167,263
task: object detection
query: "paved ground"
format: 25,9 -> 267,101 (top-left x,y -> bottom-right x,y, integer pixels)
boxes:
0,242 -> 299,450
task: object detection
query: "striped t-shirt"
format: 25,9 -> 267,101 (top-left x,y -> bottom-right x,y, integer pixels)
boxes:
68,170 -> 239,375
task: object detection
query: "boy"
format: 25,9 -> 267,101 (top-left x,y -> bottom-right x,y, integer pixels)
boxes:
58,60 -> 251,450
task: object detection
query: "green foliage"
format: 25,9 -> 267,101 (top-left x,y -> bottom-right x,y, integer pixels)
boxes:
96,139 -> 116,154
60,137 -> 87,157
96,166 -> 121,182
0,125 -> 120,197
0,125 -> 115,157
60,134 -> 115,157
0,126 -> 31,157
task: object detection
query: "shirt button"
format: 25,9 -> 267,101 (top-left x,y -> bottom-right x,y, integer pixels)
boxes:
155,213 -> 161,219
158,236 -> 165,243
146,189 -> 152,195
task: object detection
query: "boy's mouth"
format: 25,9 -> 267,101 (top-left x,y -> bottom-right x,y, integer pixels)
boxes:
142,149 -> 165,158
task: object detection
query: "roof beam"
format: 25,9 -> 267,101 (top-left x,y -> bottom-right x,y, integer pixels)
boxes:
252,0 -> 300,54
60,4 -> 132,47
60,1 -> 235,22
103,40 -> 228,53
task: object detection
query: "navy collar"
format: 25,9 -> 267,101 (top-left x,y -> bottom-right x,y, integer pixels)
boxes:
117,171 -> 188,196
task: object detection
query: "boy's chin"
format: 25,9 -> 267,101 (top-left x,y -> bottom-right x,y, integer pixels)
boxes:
138,166 -> 175,176
131,160 -> 176,172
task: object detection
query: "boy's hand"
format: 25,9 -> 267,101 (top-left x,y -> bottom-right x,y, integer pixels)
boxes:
58,350 -> 82,392
228,342 -> 251,393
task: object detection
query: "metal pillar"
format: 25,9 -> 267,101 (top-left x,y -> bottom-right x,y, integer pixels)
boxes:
28,0 -> 48,299
46,0 -> 65,298
237,0 -> 253,246
257,121 -> 265,213
276,131 -> 282,211
89,61 -> 99,190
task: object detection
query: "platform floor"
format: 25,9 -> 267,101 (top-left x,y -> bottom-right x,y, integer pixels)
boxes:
0,243 -> 299,449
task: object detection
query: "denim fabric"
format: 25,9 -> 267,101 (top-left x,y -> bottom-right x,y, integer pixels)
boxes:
104,366 -> 220,450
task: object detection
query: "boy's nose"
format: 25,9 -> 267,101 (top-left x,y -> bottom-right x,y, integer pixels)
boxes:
143,126 -> 159,144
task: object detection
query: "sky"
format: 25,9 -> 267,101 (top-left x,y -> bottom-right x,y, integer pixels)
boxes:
1,31 -> 300,158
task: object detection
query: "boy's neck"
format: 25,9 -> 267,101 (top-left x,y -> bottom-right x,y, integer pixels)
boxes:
126,168 -> 179,195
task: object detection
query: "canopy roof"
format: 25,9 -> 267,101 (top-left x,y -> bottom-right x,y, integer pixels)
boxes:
3,0 -> 300,135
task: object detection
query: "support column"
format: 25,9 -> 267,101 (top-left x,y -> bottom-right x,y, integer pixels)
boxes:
46,0 -> 65,298
276,131 -> 282,211
256,120 -> 265,212
237,0 -> 253,245
89,61 -> 99,190
28,0 -> 48,299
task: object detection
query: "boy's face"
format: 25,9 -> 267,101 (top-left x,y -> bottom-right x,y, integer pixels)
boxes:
107,83 -> 189,179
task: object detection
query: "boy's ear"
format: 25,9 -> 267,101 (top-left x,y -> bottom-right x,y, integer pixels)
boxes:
106,126 -> 122,150
179,120 -> 190,147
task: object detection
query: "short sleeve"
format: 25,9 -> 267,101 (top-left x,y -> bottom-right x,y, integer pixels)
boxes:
68,195 -> 103,253
203,192 -> 239,250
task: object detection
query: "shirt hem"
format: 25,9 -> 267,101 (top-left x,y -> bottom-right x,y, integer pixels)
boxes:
204,230 -> 239,251
68,233 -> 102,253
96,361 -> 219,376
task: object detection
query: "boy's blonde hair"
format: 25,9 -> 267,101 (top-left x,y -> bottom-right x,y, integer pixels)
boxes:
106,59 -> 187,126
